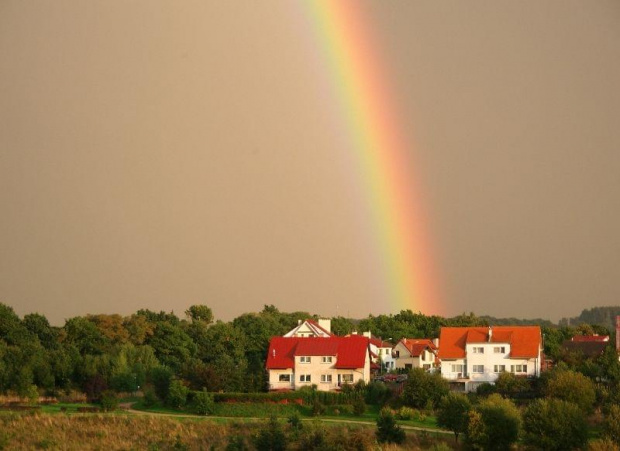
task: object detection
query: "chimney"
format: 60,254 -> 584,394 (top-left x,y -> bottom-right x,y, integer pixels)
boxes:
488,326 -> 493,342
432,338 -> 439,348
297,319 -> 302,326
363,331 -> 372,338
318,318 -> 331,334
272,349 -> 276,357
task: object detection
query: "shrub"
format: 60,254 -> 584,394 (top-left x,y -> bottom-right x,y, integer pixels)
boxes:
466,394 -> 521,451
523,398 -> 587,451
166,379 -> 189,409
254,416 -> 287,451
142,387 -> 158,407
192,389 -> 215,416
311,399 -> 325,417
476,382 -> 497,397
436,392 -> 471,443
287,411 -> 302,431
401,368 -> 449,409
99,390 -> 119,412
604,404 -> 620,445
376,407 -> 405,444
543,368 -> 596,413
150,366 -> 173,401
353,398 -> 366,416
397,406 -> 415,420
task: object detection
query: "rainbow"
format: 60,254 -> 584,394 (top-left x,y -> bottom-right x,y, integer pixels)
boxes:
298,1 -> 442,314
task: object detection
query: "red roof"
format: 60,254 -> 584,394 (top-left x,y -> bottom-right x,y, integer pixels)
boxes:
438,326 -> 541,359
266,335 -> 370,369
369,336 -> 393,348
571,335 -> 609,342
399,338 -> 436,357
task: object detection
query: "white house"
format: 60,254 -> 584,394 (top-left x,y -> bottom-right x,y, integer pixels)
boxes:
266,335 -> 371,391
392,338 -> 438,371
284,319 -> 333,338
437,326 -> 542,392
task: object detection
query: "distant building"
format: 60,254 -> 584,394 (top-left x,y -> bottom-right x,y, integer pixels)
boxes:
284,319 -> 333,338
392,338 -> 438,371
437,326 -> 542,392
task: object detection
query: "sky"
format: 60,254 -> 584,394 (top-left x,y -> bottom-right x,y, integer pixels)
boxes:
1,1 -> 619,325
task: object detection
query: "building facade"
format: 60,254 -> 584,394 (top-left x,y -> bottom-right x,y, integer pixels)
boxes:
266,335 -> 371,391
438,326 -> 542,392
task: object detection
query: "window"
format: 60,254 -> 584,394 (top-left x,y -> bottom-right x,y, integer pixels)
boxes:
472,347 -> 484,354
299,374 -> 311,382
451,364 -> 464,373
394,350 -> 400,358
511,364 -> 527,373
300,356 -> 311,363
342,374 -> 354,383
278,374 -> 291,382
320,374 -> 332,383
493,346 -> 506,354
423,364 -> 431,370
405,363 -> 412,369
321,356 -> 332,363
472,365 -> 484,373
494,365 -> 506,373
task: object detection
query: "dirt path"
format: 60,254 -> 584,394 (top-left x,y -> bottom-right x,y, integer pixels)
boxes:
118,403 -> 452,435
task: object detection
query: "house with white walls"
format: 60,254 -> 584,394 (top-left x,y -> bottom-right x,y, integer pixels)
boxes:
266,335 -> 371,391
437,326 -> 542,392
284,319 -> 333,338
393,338 -> 438,371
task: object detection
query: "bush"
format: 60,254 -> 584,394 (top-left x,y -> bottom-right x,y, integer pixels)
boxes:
166,379 -> 189,409
99,390 -> 119,412
401,368 -> 449,409
466,394 -> 521,451
311,398 -> 325,417
604,404 -> 620,445
476,382 -> 497,397
254,416 -> 287,451
352,398 -> 366,416
543,368 -> 596,413
192,389 -> 215,416
397,406 -> 416,420
142,387 -> 158,407
376,407 -> 405,444
436,392 -> 471,443
287,412 -> 302,431
150,366 -> 173,401
523,398 -> 587,451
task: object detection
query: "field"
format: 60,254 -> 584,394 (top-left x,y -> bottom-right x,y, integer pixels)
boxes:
0,411 -> 454,450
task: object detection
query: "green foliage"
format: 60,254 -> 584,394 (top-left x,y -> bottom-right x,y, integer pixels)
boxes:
352,397 -> 366,416
522,398 -> 587,451
466,394 -> 521,451
494,371 -> 529,397
287,411 -> 302,430
150,366 -> 173,401
166,379 -> 189,408
436,392 -> 471,442
376,407 -> 405,444
604,404 -> 620,445
192,389 -> 215,415
311,398 -> 325,417
475,382 -> 497,397
401,368 -> 449,409
254,416 -> 287,451
142,387 -> 158,407
185,305 -> 213,324
99,390 -> 119,412
397,406 -> 416,420
364,381 -> 392,405
543,367 -> 596,413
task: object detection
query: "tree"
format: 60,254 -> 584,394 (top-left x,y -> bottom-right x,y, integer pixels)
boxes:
522,398 -> 587,450
604,404 -> 620,445
467,394 -> 521,451
376,407 -> 405,444
254,415 -> 287,451
167,379 -> 189,408
185,305 -> 213,325
401,368 -> 449,409
437,392 -> 471,442
543,368 -> 596,413
192,389 -> 215,415
494,371 -> 529,397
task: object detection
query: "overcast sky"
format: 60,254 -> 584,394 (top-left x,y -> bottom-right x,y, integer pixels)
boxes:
1,1 -> 619,325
